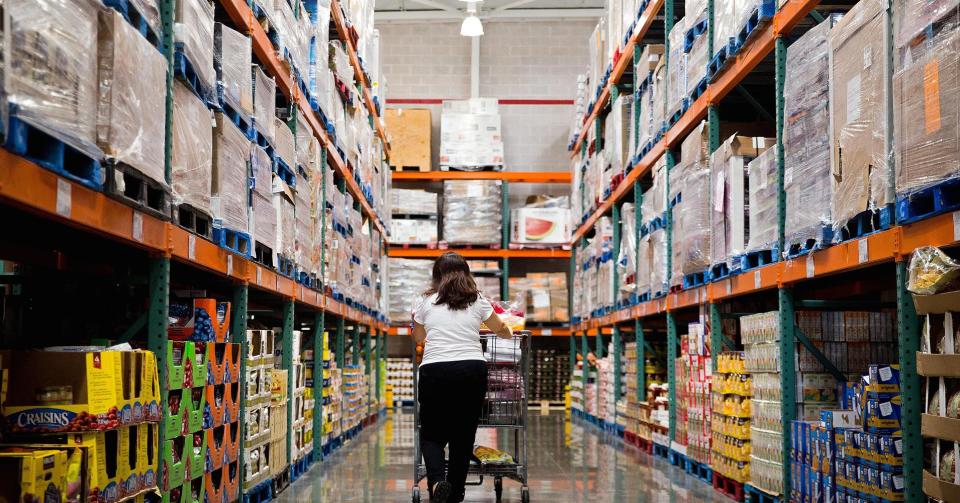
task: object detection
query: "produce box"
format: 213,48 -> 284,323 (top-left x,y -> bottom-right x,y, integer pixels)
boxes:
511,208 -> 571,244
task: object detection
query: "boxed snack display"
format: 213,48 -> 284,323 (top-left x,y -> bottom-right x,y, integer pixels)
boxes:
442,180 -> 502,244
97,8 -> 168,184
829,0 -> 891,235
0,449 -> 67,503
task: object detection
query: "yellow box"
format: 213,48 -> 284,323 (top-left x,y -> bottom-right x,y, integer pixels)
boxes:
0,449 -> 67,503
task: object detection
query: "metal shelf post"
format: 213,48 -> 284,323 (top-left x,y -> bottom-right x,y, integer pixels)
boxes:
313,311 -> 325,458
282,299 -> 295,465
635,318 -> 644,401
779,288 -> 798,497
667,311 -> 677,440
232,283 -> 249,474
147,256 -> 170,478
896,260 -> 922,499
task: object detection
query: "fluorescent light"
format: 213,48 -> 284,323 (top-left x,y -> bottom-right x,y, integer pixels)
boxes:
461,14 -> 484,35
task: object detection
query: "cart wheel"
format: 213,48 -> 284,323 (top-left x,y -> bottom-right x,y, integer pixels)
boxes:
412,487 -> 421,503
494,477 -> 503,502
521,486 -> 530,502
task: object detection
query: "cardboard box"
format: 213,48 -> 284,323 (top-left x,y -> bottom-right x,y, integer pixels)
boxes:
921,413 -> 960,442
829,0 -> 890,228
894,27 -> 959,195
168,299 -> 231,343
923,470 -> 960,502
913,289 -> 960,314
2,350 -> 149,433
0,449 -> 67,503
385,108 -> 431,171
390,218 -> 438,244
511,208 -> 571,244
709,135 -> 775,263
212,114 -> 252,233
390,189 -> 438,216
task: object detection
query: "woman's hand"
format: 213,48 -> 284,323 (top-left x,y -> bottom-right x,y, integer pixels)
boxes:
412,321 -> 427,344
483,312 -> 514,339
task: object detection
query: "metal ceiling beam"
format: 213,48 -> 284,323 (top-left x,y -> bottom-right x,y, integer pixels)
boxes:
493,0 -> 540,11
405,0 -> 460,12
376,7 -> 604,20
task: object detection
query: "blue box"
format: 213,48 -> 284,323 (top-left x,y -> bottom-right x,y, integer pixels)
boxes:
868,364 -> 900,393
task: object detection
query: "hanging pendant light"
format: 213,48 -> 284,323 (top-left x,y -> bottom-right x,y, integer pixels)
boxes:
461,1 -> 483,36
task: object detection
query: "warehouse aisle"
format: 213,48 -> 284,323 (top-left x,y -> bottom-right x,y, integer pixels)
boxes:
276,411 -> 729,502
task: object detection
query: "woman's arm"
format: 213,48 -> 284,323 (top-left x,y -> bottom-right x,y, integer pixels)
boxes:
483,311 -> 514,339
412,321 -> 427,344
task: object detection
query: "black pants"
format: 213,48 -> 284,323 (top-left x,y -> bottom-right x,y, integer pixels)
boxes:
419,360 -> 488,500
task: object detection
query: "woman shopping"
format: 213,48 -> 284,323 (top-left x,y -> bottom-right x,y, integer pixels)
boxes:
412,252 -> 513,503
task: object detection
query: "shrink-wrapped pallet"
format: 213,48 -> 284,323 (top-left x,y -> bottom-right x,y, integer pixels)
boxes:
893,11 -> 959,195
212,113 -> 252,232
172,81 -> 214,214
829,0 -> 891,233
605,94 -> 633,176
274,117 -> 297,171
295,114 -> 319,171
294,167 -> 317,275
442,181 -> 502,244
250,146 -> 277,249
388,258 -> 433,321
390,189 -> 438,216
618,203 -> 638,302
671,162 -> 711,280
97,9 -> 167,183
784,19 -> 835,248
709,135 -> 775,265
215,23 -> 254,117
649,226 -> 668,296
5,0 -> 100,153
667,17 -> 689,121
274,187 -> 296,260
253,66 -> 276,144
175,0 -> 216,100
746,147 -> 778,253
686,30 -> 709,96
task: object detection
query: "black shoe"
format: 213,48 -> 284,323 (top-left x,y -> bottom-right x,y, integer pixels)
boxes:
431,481 -> 452,503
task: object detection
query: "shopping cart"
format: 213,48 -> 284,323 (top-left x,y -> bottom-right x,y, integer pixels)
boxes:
412,331 -> 531,503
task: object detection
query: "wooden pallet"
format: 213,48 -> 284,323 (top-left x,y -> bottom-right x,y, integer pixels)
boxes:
389,164 -> 431,172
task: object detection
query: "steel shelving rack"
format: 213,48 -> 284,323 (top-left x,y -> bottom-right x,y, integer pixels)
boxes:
0,0 -> 394,500
564,0 -> 946,499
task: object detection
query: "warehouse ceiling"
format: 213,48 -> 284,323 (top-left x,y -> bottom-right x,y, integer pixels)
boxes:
375,0 -> 605,21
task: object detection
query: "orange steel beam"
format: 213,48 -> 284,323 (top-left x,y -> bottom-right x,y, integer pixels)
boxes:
570,0 -> 821,243
330,0 -> 390,156
391,171 -> 572,183
569,0 -> 665,157
0,150 -> 387,329
386,247 -> 572,258
220,0 -> 386,236
571,212 -> 960,332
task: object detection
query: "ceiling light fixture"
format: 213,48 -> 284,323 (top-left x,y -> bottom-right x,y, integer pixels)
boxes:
461,1 -> 483,36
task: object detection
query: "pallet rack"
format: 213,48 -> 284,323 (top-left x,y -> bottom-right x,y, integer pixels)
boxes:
0,0 -> 392,500
564,0 -> 950,500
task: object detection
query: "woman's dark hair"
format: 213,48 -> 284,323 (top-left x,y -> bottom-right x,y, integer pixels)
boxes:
425,252 -> 480,310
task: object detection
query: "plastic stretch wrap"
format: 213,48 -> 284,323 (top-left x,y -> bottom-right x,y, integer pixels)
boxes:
894,0 -> 958,49
636,229 -> 651,296
714,0 -> 739,51
274,192 -> 296,259
893,16 -> 959,195
709,135 -> 775,264
651,58 -> 667,136
442,181 -> 502,244
295,115 -> 315,170
671,163 -> 712,278
215,23 -> 253,117
295,169 -> 317,274
97,9 -> 167,184
331,41 -> 355,85
175,0 -> 215,99
784,19 -> 834,246
274,117 -> 296,170
649,227 -> 667,295
607,0 -> 622,59
390,189 -> 438,216
309,4 -> 334,117
172,81 -> 214,213
686,0 -> 708,22
387,258 -> 432,321
253,66 -> 276,144
5,0 -> 100,152
251,148 -> 276,247
686,32 -> 709,95
605,95 -> 633,175
667,17 -> 689,120
618,203 -> 638,301
212,114 -> 251,232
635,84 -> 654,157
829,0 -> 890,232
746,147 -> 778,252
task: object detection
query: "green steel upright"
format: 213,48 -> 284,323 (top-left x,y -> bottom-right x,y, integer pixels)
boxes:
352,324 -> 360,365
709,303 -> 722,371
896,261 -> 922,500
666,311 -> 678,440
635,318 -> 645,401
282,299 -> 296,465
147,257 -> 170,479
569,335 -> 577,378
501,181 -> 511,300
160,0 -> 174,182
778,289 -> 798,497
336,318 -> 345,370
775,37 -> 787,252
232,284 -> 249,474
611,202 -> 622,401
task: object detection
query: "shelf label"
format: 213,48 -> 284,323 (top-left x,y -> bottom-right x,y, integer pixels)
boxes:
188,235 -> 196,260
132,212 -> 143,242
541,329 -> 553,336
754,271 -> 761,289
256,266 -> 262,285
725,279 -> 732,295
227,255 -> 233,276
953,211 -> 960,241
396,327 -> 410,335
806,254 -> 815,278
858,239 -> 869,264
56,179 -> 71,217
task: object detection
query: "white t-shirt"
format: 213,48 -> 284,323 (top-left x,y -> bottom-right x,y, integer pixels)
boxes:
413,293 -> 493,366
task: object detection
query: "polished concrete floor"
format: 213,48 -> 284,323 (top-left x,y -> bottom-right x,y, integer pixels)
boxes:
275,410 -> 732,502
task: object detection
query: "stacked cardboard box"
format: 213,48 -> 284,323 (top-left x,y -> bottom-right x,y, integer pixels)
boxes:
386,358 -> 414,407
530,349 -> 572,403
387,258 -> 433,321
439,99 -> 504,170
243,330 -> 275,492
442,181 -> 502,244
509,273 -> 569,323
682,323 -> 712,465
